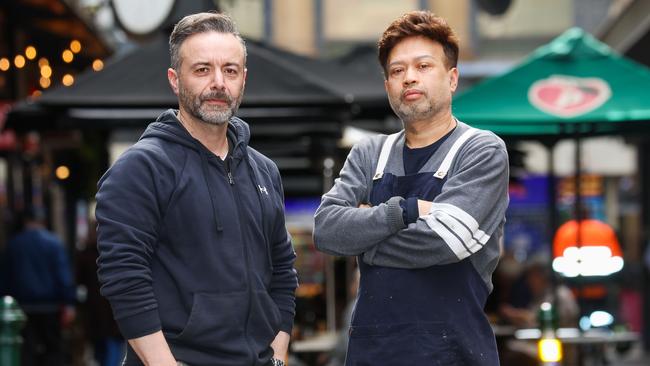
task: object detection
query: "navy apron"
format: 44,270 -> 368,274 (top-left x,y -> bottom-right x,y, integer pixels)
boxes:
345,131 -> 499,366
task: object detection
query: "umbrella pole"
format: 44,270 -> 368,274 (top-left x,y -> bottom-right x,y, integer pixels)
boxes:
545,139 -> 560,311
574,129 -> 585,366
575,130 -> 583,242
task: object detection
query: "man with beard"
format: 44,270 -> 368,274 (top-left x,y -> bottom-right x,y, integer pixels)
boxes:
314,11 -> 508,365
95,12 -> 297,366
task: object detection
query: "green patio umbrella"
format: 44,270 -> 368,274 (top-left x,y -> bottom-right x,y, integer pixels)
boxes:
453,27 -> 650,138
453,28 -> 650,306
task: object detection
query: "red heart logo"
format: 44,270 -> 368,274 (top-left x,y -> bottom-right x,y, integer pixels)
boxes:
528,75 -> 611,118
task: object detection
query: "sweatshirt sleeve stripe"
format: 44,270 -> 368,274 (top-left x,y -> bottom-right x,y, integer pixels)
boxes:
422,202 -> 491,259
422,214 -> 471,260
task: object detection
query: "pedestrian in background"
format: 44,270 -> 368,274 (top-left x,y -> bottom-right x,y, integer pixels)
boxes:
0,207 -> 76,366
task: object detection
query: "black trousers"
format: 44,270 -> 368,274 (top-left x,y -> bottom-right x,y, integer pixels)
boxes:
21,312 -> 64,366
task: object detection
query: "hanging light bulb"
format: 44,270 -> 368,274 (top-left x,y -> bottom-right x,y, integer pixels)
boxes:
56,165 -> 70,180
40,65 -> 52,78
40,77 -> 51,89
62,74 -> 74,86
92,59 -> 104,71
25,46 -> 37,60
0,58 -> 10,71
62,49 -> 74,63
14,55 -> 26,68
70,40 -> 82,53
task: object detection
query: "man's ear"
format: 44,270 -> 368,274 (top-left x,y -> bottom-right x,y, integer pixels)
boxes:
168,68 -> 179,95
449,67 -> 459,93
243,67 -> 247,89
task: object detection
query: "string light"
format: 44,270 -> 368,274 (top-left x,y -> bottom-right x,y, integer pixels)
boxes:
32,90 -> 42,97
4,42 -> 97,91
25,46 -> 37,60
14,55 -> 26,68
92,59 -> 104,71
62,49 -> 74,63
40,65 -> 52,78
39,77 -> 51,89
0,58 -> 9,71
70,40 -> 82,53
62,74 -> 74,86
55,166 -> 70,180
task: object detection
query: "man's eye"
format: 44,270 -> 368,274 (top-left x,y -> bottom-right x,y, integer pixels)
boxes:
418,63 -> 430,70
195,67 -> 209,73
390,68 -> 403,76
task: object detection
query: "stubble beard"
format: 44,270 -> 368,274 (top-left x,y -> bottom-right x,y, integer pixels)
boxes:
389,92 -> 437,125
179,83 -> 244,126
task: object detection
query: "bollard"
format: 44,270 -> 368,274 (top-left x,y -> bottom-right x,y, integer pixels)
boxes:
0,296 -> 26,366
537,301 -> 562,366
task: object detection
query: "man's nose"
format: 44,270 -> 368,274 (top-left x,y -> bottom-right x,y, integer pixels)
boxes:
210,70 -> 226,89
402,67 -> 417,87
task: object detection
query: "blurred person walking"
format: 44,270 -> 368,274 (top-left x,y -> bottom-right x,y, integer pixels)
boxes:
0,207 -> 76,366
95,12 -> 297,366
314,11 -> 509,365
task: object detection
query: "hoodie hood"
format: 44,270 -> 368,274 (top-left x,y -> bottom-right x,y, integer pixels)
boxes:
139,109 -> 251,155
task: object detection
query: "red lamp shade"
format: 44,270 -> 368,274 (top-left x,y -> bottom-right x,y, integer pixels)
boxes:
552,219 -> 623,277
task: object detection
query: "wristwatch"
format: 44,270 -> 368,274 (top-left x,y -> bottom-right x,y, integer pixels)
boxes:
271,358 -> 286,366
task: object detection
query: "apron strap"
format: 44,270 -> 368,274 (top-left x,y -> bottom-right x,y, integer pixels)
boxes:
373,132 -> 400,180
433,128 -> 477,179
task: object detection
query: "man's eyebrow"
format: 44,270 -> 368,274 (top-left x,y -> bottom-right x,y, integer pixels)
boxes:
189,61 -> 242,68
223,62 -> 242,69
189,61 -> 210,68
387,55 -> 436,68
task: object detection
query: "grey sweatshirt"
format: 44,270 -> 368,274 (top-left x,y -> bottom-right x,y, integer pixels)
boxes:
313,121 -> 509,291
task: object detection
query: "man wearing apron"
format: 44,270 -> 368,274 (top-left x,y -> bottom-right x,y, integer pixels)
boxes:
314,11 -> 509,365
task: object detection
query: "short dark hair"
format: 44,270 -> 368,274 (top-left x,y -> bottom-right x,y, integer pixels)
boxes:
169,12 -> 247,70
378,11 -> 459,76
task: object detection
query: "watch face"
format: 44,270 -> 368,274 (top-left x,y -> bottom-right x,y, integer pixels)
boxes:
111,0 -> 176,36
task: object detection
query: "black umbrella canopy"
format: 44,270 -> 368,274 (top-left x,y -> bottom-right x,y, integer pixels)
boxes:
28,36 -> 345,109
4,35 -> 349,196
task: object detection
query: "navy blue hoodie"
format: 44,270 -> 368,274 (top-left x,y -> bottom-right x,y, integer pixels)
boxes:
96,110 -> 297,366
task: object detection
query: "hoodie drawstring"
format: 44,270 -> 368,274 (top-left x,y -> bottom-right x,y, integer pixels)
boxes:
199,151 -> 224,232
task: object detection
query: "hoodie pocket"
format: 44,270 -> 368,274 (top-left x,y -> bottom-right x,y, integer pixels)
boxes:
247,290 -> 282,349
175,292 -> 247,351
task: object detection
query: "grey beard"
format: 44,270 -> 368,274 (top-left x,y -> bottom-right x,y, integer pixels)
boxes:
179,87 -> 242,126
391,100 -> 435,124
196,108 -> 233,126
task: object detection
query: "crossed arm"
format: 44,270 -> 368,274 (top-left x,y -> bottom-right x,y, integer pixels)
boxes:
314,136 -> 509,268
